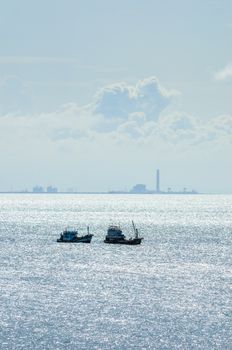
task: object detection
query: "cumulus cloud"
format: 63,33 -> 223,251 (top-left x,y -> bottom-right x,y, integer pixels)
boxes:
1,76 -> 231,147
214,63 -> 232,81
93,76 -> 178,121
0,76 -> 231,191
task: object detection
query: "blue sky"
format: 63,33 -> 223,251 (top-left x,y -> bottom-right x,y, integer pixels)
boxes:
0,0 -> 231,192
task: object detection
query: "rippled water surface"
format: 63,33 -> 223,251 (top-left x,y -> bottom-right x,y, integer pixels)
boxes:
0,194 -> 231,349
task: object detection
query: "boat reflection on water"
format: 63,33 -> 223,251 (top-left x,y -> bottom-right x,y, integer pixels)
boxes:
104,221 -> 143,245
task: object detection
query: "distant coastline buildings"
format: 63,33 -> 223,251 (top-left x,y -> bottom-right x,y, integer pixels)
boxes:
1,169 -> 198,194
32,186 -> 44,193
112,169 -> 198,194
27,169 -> 198,194
32,185 -> 58,193
131,169 -> 197,194
28,169 -> 198,194
130,184 -> 148,194
47,185 -> 58,193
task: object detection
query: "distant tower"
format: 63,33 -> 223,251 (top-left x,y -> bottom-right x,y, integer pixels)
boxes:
156,169 -> 160,193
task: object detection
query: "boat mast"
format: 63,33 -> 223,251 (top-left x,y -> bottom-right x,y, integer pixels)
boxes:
132,220 -> 138,238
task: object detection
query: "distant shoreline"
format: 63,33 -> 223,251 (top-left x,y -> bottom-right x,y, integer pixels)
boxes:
0,191 -> 201,195
1,192 -> 231,195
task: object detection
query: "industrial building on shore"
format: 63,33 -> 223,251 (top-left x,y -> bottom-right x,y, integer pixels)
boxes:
111,169 -> 198,194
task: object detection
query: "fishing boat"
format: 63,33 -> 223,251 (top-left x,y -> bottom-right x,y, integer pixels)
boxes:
104,221 -> 143,245
57,226 -> 93,243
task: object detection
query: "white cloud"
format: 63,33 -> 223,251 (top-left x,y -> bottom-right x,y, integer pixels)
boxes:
214,63 -> 232,81
93,76 -> 178,121
0,76 -> 231,192
1,77 -> 231,147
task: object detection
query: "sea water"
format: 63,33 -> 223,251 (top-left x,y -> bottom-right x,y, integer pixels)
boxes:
0,194 -> 231,349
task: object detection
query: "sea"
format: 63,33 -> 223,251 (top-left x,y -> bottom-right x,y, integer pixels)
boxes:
0,194 -> 231,350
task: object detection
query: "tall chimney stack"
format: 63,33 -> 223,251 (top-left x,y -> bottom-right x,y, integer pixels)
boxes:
156,169 -> 160,193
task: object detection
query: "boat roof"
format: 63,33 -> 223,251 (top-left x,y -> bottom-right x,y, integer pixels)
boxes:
108,225 -> 121,230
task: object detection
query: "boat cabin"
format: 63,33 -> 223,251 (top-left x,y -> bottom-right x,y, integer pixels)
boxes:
62,227 -> 78,241
106,225 -> 125,239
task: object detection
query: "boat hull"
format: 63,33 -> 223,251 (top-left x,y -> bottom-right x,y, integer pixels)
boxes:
104,238 -> 143,245
57,234 -> 93,243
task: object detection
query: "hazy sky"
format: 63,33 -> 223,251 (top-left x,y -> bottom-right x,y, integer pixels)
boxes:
0,0 -> 231,193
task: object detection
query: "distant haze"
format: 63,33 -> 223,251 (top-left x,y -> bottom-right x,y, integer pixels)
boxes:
0,0 -> 231,193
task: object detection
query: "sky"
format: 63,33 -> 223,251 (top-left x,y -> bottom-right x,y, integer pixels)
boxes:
0,0 -> 231,193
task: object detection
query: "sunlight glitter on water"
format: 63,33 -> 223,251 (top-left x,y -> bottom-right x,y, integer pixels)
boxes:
0,194 -> 232,349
